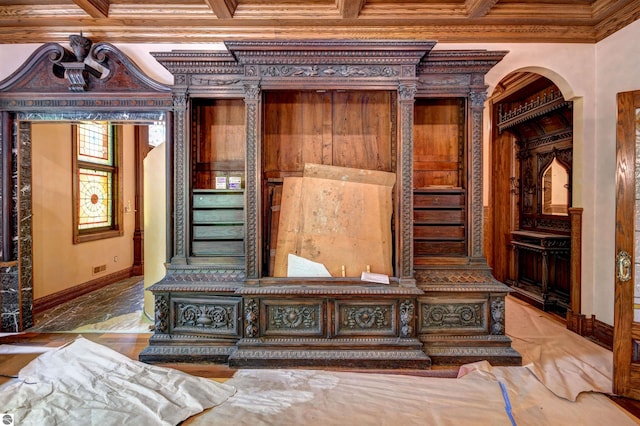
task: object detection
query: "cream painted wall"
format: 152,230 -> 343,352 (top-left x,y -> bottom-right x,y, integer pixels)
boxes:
5,23 -> 640,324
143,142 -> 166,319
31,123 -> 136,299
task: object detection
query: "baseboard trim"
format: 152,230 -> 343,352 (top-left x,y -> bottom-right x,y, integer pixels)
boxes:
566,309 -> 613,350
33,267 -> 134,314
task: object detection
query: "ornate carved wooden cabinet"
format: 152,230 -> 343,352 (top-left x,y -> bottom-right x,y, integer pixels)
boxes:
140,41 -> 521,367
497,78 -> 573,314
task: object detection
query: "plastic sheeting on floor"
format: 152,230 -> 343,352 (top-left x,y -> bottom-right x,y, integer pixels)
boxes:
185,364 -> 639,425
505,297 -> 613,401
184,297 -> 636,425
0,337 -> 236,426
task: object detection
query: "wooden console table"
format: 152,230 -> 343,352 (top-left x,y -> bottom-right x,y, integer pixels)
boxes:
510,230 -> 571,312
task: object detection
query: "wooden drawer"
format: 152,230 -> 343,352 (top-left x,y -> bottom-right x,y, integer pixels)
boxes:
193,192 -> 244,208
414,209 -> 464,224
193,225 -> 244,240
414,241 -> 466,256
192,240 -> 244,256
414,225 -> 465,239
193,209 -> 244,224
414,193 -> 464,208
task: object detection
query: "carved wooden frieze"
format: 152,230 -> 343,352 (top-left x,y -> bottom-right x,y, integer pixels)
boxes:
414,268 -> 497,284
260,64 -> 400,78
336,301 -> 396,336
419,298 -> 487,333
262,300 -> 323,336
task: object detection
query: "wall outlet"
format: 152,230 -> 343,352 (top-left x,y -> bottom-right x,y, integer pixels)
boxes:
93,264 -> 106,275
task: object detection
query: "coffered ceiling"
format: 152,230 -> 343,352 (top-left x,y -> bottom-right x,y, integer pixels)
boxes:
0,0 -> 639,44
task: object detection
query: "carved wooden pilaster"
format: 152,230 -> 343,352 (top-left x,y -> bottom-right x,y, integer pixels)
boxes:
171,83 -> 188,264
469,89 -> 487,259
244,82 -> 261,279
397,82 -> 417,281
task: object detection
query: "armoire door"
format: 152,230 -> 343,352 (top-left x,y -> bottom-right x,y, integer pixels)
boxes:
613,90 -> 640,399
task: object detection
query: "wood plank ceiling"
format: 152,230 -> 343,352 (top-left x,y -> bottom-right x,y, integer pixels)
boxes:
0,0 -> 639,44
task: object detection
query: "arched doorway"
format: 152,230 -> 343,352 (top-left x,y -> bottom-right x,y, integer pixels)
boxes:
486,71 -> 580,319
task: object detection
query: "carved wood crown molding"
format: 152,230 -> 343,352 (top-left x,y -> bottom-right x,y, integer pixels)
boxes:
152,40 -> 508,87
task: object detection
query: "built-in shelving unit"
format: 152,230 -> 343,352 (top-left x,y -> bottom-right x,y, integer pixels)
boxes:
141,40 -> 520,368
191,189 -> 244,259
413,188 -> 466,258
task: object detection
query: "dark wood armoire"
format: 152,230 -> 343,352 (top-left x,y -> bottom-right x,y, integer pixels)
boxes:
140,40 -> 521,367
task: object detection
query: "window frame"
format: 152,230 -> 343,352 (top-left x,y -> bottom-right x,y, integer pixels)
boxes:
71,122 -> 123,244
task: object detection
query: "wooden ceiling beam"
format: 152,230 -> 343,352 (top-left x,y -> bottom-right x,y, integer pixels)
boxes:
72,0 -> 110,19
337,0 -> 365,19
465,0 -> 499,18
204,0 -> 238,19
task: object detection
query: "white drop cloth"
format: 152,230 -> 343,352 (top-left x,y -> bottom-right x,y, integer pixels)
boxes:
0,336 -> 236,426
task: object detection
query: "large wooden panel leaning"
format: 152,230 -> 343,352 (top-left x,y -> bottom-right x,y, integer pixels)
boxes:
273,164 -> 395,278
141,40 -> 521,368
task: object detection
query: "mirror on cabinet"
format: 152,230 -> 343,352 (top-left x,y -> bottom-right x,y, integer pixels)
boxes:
541,158 -> 569,216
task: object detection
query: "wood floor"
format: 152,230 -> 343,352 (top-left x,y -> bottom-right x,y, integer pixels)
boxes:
3,277 -> 640,421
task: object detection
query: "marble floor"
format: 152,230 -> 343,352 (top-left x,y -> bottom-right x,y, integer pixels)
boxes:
27,276 -> 153,333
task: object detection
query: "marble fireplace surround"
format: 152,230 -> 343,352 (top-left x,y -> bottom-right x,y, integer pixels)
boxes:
0,38 -> 172,332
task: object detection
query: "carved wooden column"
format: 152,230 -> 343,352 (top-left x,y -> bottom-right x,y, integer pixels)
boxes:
469,87 -> 487,260
243,80 -> 261,280
397,82 -> 417,285
170,81 -> 189,264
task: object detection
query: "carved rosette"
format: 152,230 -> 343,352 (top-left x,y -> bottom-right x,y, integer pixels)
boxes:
400,300 -> 415,337
269,305 -> 317,330
244,298 -> 259,337
421,302 -> 484,330
154,294 -> 169,334
490,296 -> 506,335
177,303 -> 235,329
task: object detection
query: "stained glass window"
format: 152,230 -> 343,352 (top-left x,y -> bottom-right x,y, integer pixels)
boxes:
73,121 -> 121,243
78,122 -> 111,165
78,168 -> 112,229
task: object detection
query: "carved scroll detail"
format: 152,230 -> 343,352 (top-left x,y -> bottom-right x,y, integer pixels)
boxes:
400,300 -> 415,337
155,294 -> 169,334
244,298 -> 259,337
490,296 -> 505,335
